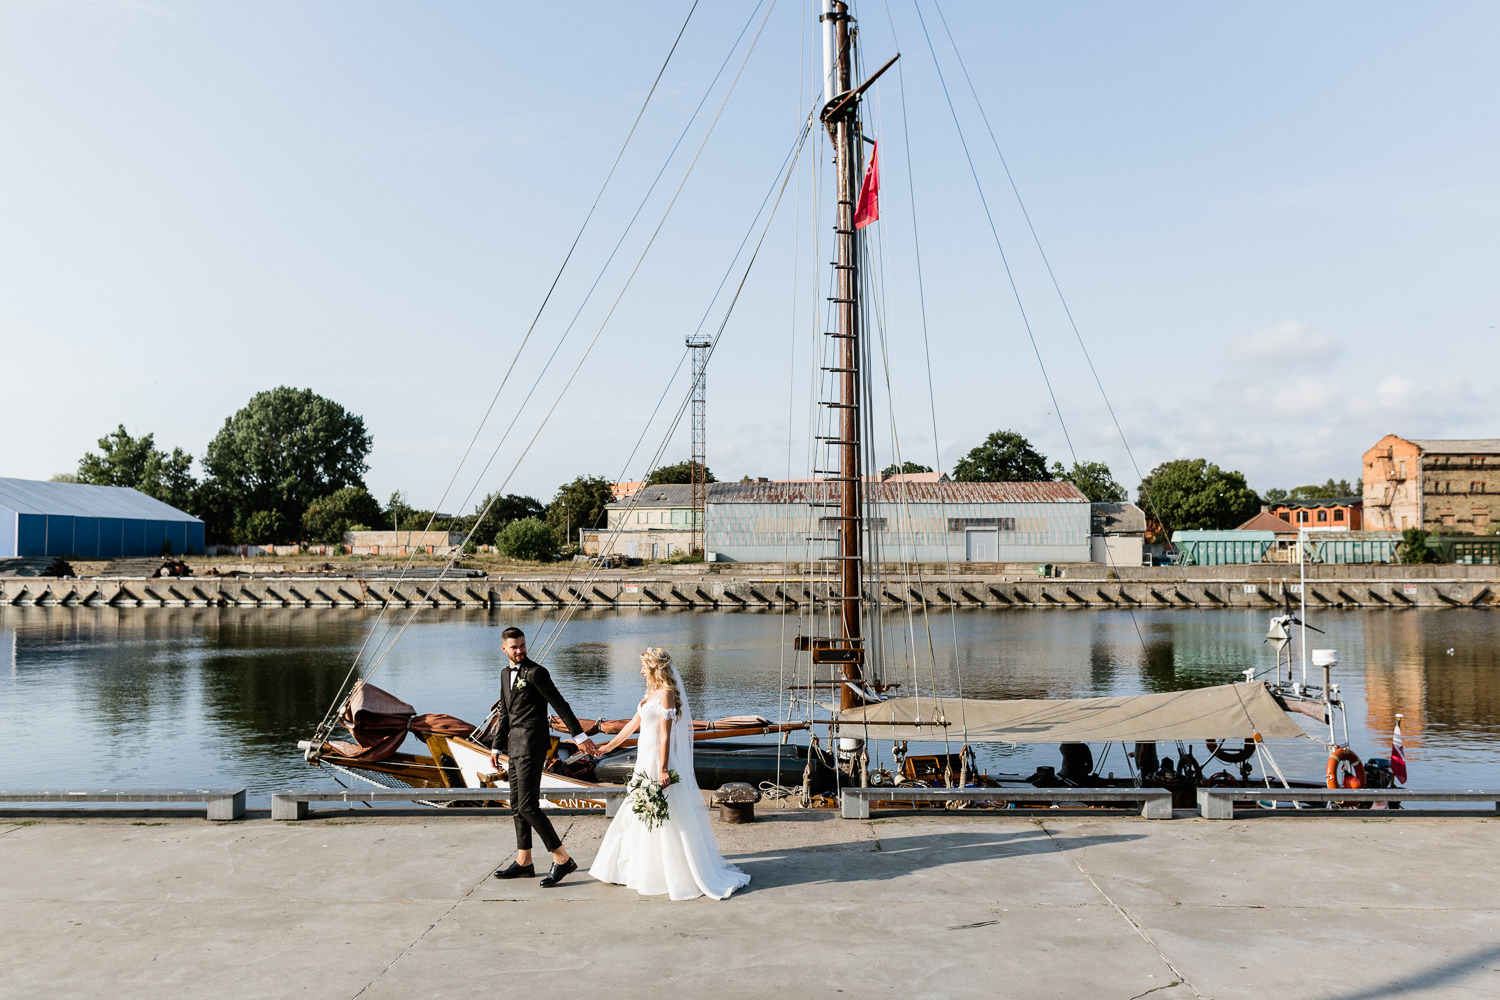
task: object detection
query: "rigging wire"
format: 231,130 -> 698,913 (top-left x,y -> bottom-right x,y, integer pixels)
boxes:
355,0 -> 774,684
776,0 -> 813,795
928,1 -> 1186,659
881,0 -> 972,737
330,0 -> 780,718
435,0 -> 775,546
404,0 -> 783,676
309,0 -> 702,746
531,103 -> 817,665
930,0 -> 1146,492
910,0 -> 1077,467
532,110 -> 819,661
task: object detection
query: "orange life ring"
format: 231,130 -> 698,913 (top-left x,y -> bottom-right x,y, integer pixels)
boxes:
1326,746 -> 1365,789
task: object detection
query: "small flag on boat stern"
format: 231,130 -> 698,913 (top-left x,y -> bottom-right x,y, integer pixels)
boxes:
854,141 -> 880,229
1391,713 -> 1407,784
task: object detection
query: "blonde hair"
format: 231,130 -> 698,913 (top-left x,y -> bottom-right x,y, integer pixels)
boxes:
641,647 -> 681,711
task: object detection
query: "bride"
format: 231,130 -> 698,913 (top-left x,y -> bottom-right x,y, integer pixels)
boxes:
588,647 -> 750,900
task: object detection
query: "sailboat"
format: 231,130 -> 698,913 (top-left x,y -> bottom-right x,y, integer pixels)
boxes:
299,1 -> 1389,813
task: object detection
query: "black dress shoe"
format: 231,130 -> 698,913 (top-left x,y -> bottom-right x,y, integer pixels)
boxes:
493,861 -> 535,879
539,857 -> 578,888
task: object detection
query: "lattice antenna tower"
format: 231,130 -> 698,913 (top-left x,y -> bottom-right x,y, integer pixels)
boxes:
687,337 -> 711,553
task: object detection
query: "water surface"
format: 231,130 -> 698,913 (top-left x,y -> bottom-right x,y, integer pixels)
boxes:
2,605 -> 1495,805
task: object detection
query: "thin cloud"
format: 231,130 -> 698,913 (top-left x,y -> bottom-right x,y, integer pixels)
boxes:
1229,321 -> 1342,364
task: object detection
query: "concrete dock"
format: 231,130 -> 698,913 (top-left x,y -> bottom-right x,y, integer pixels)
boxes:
4,561 -> 1499,610
3,811 -> 1496,999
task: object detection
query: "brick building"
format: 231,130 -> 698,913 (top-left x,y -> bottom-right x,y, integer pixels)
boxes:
1267,497 -> 1363,530
1363,435 -> 1500,534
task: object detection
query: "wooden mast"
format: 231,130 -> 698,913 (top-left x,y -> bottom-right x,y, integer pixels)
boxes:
822,0 -> 864,712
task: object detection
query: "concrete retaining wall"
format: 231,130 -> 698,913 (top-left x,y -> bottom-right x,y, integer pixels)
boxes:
2,567 -> 1496,610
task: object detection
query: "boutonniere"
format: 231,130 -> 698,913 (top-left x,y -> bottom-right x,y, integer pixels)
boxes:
513,676 -> 529,693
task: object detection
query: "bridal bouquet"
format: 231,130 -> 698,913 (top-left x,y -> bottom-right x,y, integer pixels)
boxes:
625,769 -> 680,830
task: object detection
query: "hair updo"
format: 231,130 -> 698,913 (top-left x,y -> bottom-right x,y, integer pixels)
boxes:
641,646 -> 682,711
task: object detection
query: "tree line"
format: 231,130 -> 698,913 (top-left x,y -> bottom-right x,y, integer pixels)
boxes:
61,392 -> 1360,558
914,428 -> 1361,536
60,387 -> 622,560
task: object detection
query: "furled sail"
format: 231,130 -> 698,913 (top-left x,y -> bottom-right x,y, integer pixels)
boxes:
834,682 -> 1308,744
328,680 -> 477,761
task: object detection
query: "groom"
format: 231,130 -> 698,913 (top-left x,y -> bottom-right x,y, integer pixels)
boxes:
486,626 -> 597,887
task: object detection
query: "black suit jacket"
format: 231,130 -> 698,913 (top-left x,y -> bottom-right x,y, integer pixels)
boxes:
488,657 -> 585,757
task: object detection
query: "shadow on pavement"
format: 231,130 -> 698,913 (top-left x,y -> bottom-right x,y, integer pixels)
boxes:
726,828 -> 1145,890
1314,942 -> 1500,1000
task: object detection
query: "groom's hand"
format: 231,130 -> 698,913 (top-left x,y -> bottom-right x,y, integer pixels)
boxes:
489,750 -> 501,771
577,738 -> 598,756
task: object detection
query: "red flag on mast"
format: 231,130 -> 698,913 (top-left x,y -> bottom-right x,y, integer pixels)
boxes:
1390,714 -> 1407,784
853,141 -> 879,229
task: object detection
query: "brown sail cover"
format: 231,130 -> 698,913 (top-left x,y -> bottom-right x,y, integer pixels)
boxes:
834,682 -> 1308,744
328,680 -> 477,761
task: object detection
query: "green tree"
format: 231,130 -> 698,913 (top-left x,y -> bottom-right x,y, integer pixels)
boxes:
190,478 -> 238,544
546,475 -> 616,546
1396,527 -> 1439,564
385,491 -> 413,532
469,492 -> 545,546
952,430 -> 1049,482
644,460 -> 716,486
1136,459 -> 1261,532
201,387 -> 372,537
242,509 -> 291,544
1287,478 -> 1360,500
1049,460 -> 1127,503
301,486 -> 384,543
881,460 -> 933,477
497,516 -> 559,562
76,425 -> 198,509
1262,487 -> 1289,503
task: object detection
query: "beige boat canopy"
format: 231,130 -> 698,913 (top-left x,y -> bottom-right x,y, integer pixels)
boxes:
834,682 -> 1308,744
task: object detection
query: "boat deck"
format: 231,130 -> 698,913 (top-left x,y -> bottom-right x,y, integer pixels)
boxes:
3,809 -> 1495,998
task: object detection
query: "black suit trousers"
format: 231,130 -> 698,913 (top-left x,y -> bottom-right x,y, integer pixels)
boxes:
508,751 -> 561,853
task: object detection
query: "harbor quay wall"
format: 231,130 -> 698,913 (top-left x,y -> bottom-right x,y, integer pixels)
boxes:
2,562 -> 1497,610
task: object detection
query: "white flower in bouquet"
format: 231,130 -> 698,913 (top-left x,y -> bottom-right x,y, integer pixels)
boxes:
625,768 -> 680,830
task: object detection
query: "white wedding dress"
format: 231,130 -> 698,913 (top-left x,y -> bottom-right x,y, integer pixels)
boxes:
590,688 -> 750,900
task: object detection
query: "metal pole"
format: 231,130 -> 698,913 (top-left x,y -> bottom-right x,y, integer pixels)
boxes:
1299,527 -> 1308,690
687,337 -> 710,554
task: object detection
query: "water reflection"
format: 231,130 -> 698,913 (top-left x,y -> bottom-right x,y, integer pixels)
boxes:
1,605 -> 1497,800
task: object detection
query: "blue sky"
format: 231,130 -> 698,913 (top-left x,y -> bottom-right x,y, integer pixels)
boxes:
3,1 -> 1496,514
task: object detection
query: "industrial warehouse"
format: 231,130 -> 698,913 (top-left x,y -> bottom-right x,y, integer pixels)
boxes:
703,480 -> 1092,564
0,478 -> 205,559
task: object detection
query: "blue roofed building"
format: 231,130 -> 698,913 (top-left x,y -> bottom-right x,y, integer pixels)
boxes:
0,478 -> 205,558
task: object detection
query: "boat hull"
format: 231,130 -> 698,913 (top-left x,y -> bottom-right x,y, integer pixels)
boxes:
592,740 -> 837,795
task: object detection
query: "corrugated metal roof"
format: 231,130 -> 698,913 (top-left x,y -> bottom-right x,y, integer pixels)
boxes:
1091,501 -> 1146,534
605,483 -> 698,508
1412,439 -> 1500,455
710,480 -> 1087,503
0,478 -> 200,521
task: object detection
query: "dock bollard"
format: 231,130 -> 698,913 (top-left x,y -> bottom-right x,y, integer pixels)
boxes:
712,782 -> 761,823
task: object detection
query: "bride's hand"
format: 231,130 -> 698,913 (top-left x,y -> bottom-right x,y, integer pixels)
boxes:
658,768 -> 672,787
